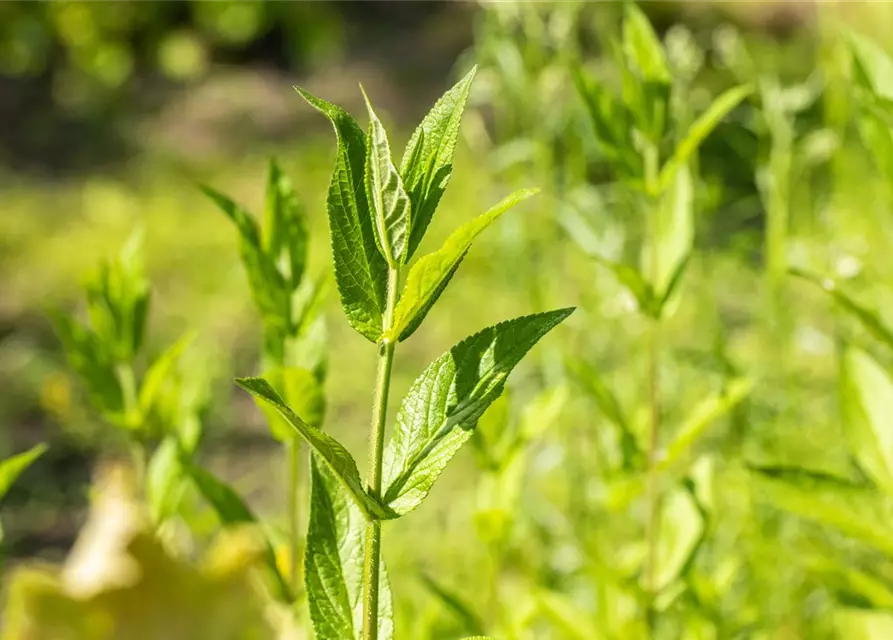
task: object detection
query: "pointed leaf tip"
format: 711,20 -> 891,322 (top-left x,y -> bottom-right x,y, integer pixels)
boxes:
390,188 -> 543,341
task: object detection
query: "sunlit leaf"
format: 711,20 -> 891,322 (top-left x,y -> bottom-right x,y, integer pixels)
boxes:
648,163 -> 693,306
401,66 -> 477,259
622,3 -> 671,84
297,88 -> 387,342
363,88 -> 412,265
145,437 -> 184,525
389,188 -> 538,341
305,458 -> 393,640
382,309 -> 574,516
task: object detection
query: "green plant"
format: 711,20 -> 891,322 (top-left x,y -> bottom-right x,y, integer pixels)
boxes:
219,68 -> 574,640
52,233 -> 207,528
202,158 -> 327,602
567,4 -> 752,633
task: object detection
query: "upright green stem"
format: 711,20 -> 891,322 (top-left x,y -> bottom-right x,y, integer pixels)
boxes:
363,267 -> 399,640
117,363 -> 145,486
287,436 -> 301,593
642,143 -> 662,630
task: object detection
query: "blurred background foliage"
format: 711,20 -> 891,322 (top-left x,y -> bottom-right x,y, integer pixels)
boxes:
5,1 -> 893,638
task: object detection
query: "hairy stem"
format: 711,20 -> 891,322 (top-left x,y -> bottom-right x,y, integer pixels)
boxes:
363,268 -> 399,640
642,142 -> 662,631
287,436 -> 301,594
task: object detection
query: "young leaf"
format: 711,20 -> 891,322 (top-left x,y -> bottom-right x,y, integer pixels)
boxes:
658,84 -> 753,193
657,378 -> 752,472
0,443 -> 47,501
388,188 -> 539,341
202,186 -> 291,331
790,269 -> 893,351
381,308 -> 574,516
362,88 -> 412,266
235,377 -> 386,519
181,462 -> 291,602
297,88 -> 387,342
400,66 -> 477,259
51,313 -> 124,417
750,466 -> 893,556
265,158 -> 309,288
650,484 -> 704,592
305,457 -> 393,640
572,66 -> 641,178
841,347 -> 893,498
622,3 -> 671,85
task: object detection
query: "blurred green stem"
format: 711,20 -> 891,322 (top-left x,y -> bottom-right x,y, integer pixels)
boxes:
287,436 -> 301,594
764,107 -> 792,333
363,267 -> 399,640
642,142 -> 662,630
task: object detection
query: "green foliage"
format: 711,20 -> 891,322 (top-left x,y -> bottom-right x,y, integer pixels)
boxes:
202,158 -> 313,363
400,67 -> 477,259
750,466 -> 893,557
304,458 -> 394,640
389,188 -> 538,341
382,309 -> 573,516
297,88 -> 388,343
363,88 -> 412,267
236,377 -> 387,521
290,68 -> 573,639
841,347 -> 893,496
